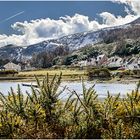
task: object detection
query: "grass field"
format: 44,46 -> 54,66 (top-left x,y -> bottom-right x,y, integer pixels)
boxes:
16,68 -> 88,81
18,69 -> 86,77
0,68 -> 139,82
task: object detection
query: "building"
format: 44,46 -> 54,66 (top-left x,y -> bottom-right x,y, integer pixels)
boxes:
125,57 -> 140,70
22,62 -> 36,71
73,58 -> 97,67
138,58 -> 140,65
0,66 -> 5,71
87,58 -> 97,66
4,62 -> 21,71
77,60 -> 87,67
96,54 -> 108,65
107,56 -> 123,68
126,63 -> 140,70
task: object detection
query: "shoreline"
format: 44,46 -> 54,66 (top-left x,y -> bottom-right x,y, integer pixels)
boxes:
0,76 -> 139,84
0,68 -> 139,84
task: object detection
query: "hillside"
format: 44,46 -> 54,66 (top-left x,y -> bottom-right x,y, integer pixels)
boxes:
0,17 -> 140,63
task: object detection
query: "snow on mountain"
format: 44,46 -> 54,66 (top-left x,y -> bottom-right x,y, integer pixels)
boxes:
0,44 -> 23,61
0,17 -> 140,61
58,30 -> 102,50
129,17 -> 140,25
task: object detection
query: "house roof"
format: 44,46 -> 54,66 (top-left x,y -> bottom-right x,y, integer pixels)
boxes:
4,62 -> 21,68
0,66 -> 5,69
97,54 -> 105,58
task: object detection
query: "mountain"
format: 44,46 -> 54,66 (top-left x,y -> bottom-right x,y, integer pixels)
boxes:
129,17 -> 140,25
0,17 -> 140,62
0,44 -> 23,61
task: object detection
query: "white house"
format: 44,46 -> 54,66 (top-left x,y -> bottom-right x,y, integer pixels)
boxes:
96,54 -> 108,65
0,66 -> 5,71
4,62 -> 21,71
127,57 -> 137,65
77,60 -> 88,67
107,56 -> 123,67
126,63 -> 140,70
137,58 -> 140,65
87,58 -> 97,66
24,62 -> 36,71
124,57 -> 140,70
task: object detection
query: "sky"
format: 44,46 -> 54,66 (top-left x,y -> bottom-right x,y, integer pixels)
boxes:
0,0 -> 139,47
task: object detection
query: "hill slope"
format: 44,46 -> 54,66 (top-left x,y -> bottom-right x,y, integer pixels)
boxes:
0,17 -> 140,61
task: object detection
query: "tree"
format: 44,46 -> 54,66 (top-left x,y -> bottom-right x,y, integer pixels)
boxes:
31,45 -> 70,68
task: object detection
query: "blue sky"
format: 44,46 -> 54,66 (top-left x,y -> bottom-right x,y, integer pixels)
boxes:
0,1 -> 126,35
0,1 -> 139,47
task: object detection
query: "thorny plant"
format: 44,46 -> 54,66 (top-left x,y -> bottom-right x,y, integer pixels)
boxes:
0,73 -> 140,139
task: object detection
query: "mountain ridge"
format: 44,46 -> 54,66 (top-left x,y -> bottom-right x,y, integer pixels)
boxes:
0,17 -> 140,62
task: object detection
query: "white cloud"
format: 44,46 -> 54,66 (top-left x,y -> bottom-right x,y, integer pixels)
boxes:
0,1 -> 139,47
0,34 -> 25,47
1,14 -> 105,46
100,12 -> 138,26
114,0 -> 140,15
12,14 -> 102,41
100,12 -> 117,25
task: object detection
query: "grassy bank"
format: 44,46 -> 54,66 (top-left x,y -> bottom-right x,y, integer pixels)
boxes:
0,68 -> 139,83
17,69 -> 87,81
0,74 -> 140,139
0,68 -> 87,82
18,69 -> 86,77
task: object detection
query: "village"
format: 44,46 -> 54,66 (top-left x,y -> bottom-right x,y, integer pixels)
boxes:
72,54 -> 140,71
0,61 -> 35,72
0,54 -> 140,72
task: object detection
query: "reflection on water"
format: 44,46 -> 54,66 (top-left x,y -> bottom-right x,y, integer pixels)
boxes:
0,81 -> 138,99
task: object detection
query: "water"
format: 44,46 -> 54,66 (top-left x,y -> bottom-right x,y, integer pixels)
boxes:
60,81 -> 137,99
0,81 -> 138,99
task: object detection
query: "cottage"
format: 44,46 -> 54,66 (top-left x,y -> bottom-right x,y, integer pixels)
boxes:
127,57 -> 137,65
124,57 -> 140,70
137,58 -> 140,65
107,56 -> 123,68
96,54 -> 108,65
87,58 -> 97,66
0,66 -> 5,71
78,60 -> 87,67
23,62 -> 36,71
126,64 -> 140,70
4,62 -> 21,71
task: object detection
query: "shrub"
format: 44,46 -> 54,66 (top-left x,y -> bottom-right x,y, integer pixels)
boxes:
0,74 -> 140,138
133,70 -> 140,76
0,70 -> 18,75
116,70 -> 133,78
63,54 -> 78,65
88,68 -> 111,80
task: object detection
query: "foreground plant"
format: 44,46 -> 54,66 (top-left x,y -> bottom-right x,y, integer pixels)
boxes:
0,74 -> 140,139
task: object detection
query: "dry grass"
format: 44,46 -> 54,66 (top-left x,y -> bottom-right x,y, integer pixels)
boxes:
18,69 -> 86,77
0,69 -> 87,82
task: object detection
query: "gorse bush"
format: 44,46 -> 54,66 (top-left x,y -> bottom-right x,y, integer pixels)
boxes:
0,73 -> 140,138
88,68 -> 111,80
